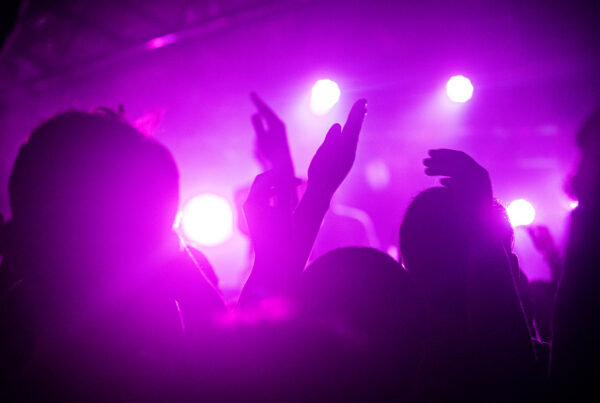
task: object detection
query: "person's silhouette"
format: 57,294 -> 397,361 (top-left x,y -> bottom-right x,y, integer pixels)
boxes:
239,99 -> 367,305
291,246 -> 423,400
400,149 -> 539,400
0,110 -> 224,399
552,107 -> 600,399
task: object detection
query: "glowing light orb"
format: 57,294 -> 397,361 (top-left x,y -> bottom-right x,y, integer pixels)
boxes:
310,79 -> 341,115
180,194 -> 233,246
569,200 -> 579,210
365,159 -> 391,190
446,75 -> 474,103
507,199 -> 536,227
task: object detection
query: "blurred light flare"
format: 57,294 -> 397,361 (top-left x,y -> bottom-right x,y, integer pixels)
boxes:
446,75 -> 474,103
310,79 -> 341,115
180,193 -> 233,246
146,33 -> 177,49
569,200 -> 579,210
365,159 -> 391,190
507,199 -> 536,227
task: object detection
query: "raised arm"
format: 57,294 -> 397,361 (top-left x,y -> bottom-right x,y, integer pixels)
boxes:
291,99 -> 367,274
238,169 -> 296,305
238,100 -> 367,306
250,93 -> 295,175
527,225 -> 563,283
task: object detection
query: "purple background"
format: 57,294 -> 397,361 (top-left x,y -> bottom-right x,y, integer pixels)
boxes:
1,0 -> 599,293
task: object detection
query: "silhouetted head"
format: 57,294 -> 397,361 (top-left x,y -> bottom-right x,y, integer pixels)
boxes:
8,110 -> 179,277
292,247 -> 423,394
569,107 -> 600,207
490,201 -> 514,253
575,107 -> 600,154
399,187 -> 468,287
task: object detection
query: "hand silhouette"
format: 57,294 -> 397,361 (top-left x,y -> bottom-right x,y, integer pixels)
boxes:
307,99 -> 367,197
527,224 -> 563,281
241,170 -> 299,301
250,93 -> 294,174
244,170 -> 297,265
240,99 -> 367,304
424,149 -> 493,209
527,225 -> 556,256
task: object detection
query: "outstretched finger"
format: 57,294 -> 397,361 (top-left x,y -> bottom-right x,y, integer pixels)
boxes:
252,113 -> 267,143
424,149 -> 471,177
424,164 -> 450,177
250,92 -> 283,127
323,123 -> 342,145
423,158 -> 443,176
341,99 -> 367,148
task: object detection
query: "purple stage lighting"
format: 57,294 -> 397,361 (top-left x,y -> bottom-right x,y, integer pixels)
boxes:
180,193 -> 233,247
310,79 -> 341,115
507,199 -> 536,227
365,159 -> 391,190
446,75 -> 474,103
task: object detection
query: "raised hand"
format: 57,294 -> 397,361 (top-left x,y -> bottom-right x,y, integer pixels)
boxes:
244,170 -> 295,258
239,170 -> 298,303
527,225 -> 555,256
289,99 -> 367,275
239,99 -> 367,305
307,99 -> 367,197
527,225 -> 563,282
424,149 -> 493,209
424,151 -> 538,374
250,93 -> 294,175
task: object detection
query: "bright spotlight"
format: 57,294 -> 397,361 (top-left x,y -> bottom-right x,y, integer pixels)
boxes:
568,200 -> 579,210
446,75 -> 474,103
310,79 -> 341,115
507,199 -> 536,227
180,194 -> 233,247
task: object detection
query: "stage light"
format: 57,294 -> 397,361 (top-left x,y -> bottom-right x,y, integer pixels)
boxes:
310,79 -> 341,115
446,75 -> 473,103
507,199 -> 536,227
180,194 -> 233,246
569,200 -> 579,210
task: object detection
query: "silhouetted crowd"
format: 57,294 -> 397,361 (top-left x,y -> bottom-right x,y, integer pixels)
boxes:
1,95 -> 599,401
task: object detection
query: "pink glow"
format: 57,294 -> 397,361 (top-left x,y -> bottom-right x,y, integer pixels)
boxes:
310,79 -> 341,115
507,199 -> 536,227
217,297 -> 293,326
180,194 -> 233,247
446,75 -> 474,103
146,33 -> 177,50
